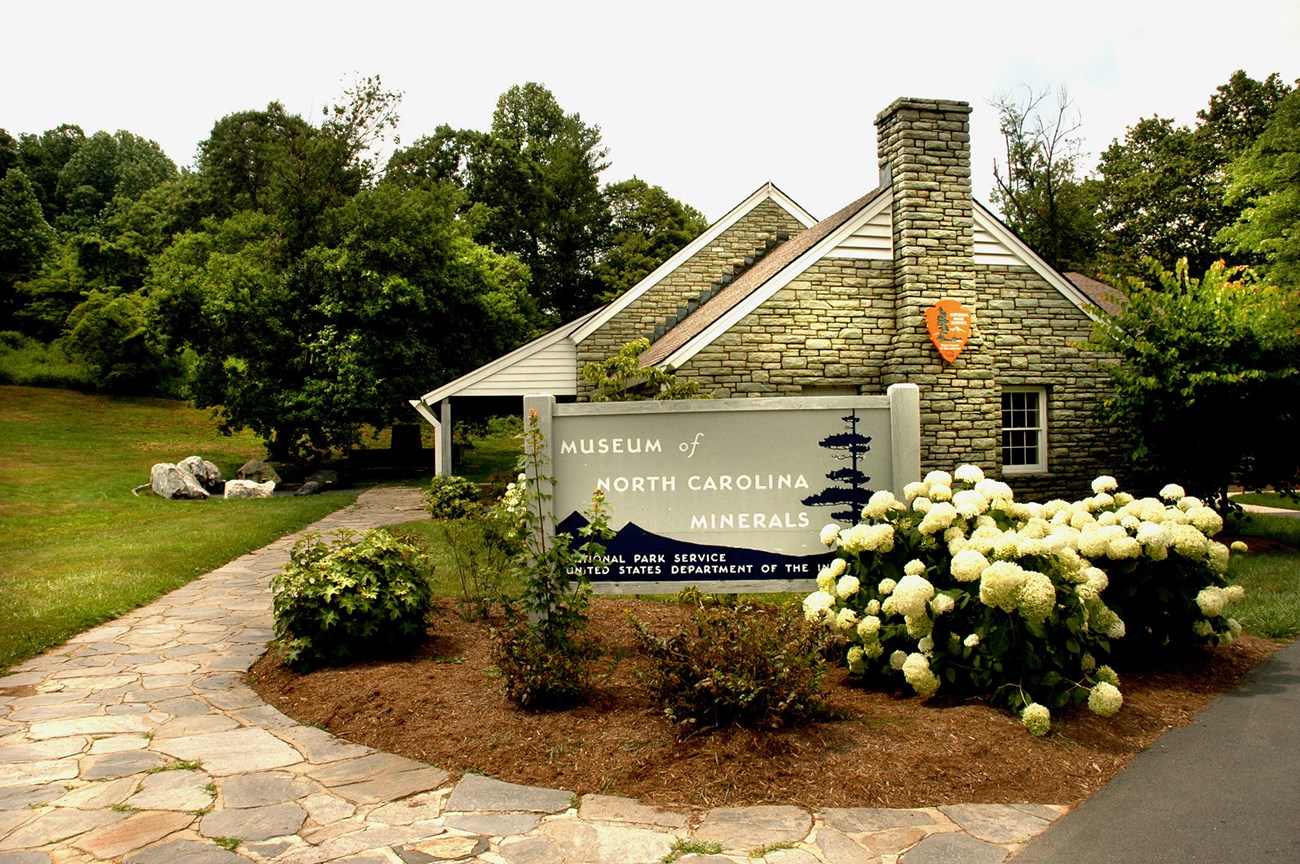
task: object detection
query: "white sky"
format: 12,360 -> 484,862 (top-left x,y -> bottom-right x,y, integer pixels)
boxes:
5,0 -> 1299,222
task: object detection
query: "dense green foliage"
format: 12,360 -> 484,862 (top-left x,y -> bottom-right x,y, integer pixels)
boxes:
271,529 -> 433,669
580,338 -> 710,401
1085,259 -> 1300,506
633,593 -> 831,731
425,474 -> 482,520
0,79 -> 704,462
1219,87 -> 1300,287
0,386 -> 356,672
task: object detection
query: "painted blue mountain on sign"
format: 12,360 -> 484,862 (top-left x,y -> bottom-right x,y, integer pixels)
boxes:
556,512 -> 832,583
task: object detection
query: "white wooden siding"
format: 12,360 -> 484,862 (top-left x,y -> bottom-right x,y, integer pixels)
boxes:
827,206 -> 892,259
974,221 -> 1021,266
455,339 -> 578,396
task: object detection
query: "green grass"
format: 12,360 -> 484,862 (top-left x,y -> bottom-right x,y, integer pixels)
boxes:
0,385 -> 361,672
1228,554 -> 1300,640
1233,491 -> 1300,511
1226,512 -> 1300,548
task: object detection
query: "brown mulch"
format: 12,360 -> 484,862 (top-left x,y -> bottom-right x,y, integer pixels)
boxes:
248,598 -> 1281,810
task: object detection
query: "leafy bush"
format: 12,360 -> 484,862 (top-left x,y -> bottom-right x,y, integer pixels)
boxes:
0,332 -> 95,390
433,515 -> 517,620
634,592 -> 831,731
426,474 -> 482,520
493,410 -> 612,708
271,528 -> 433,669
804,467 -> 1245,735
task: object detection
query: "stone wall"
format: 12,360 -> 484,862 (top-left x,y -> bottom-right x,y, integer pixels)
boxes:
675,258 -> 895,396
576,198 -> 807,376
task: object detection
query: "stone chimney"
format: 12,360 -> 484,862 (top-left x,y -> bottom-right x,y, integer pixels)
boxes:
875,98 -> 998,472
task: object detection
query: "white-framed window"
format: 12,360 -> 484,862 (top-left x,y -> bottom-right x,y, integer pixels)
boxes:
1001,386 -> 1047,473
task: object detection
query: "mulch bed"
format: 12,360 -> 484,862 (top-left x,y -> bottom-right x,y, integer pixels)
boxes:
249,598 -> 1281,810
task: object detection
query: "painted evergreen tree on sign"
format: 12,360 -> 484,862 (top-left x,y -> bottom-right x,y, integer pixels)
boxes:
802,411 -> 873,523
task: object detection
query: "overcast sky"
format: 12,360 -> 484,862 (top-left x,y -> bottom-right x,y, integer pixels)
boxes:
6,0 -> 1298,221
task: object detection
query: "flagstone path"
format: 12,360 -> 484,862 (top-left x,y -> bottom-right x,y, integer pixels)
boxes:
0,487 -> 1063,864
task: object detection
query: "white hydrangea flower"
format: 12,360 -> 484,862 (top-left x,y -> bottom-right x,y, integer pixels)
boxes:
866,599 -> 881,615
963,633 -> 980,648
979,560 -> 1026,612
857,615 -> 882,638
835,574 -> 861,599
904,613 -> 933,638
863,490 -> 905,520
1196,586 -> 1227,617
918,501 -> 958,535
1107,536 -> 1142,560
952,489 -> 988,519
820,523 -> 841,546
889,649 -> 907,670
1021,703 -> 1051,736
835,607 -> 860,633
1090,492 -> 1116,512
902,652 -> 940,696
1136,521 -> 1173,549
846,645 -> 867,674
816,567 -> 836,593
1017,571 -> 1057,624
1177,495 -> 1203,512
912,496 -> 934,514
1187,506 -> 1223,536
929,483 -> 953,502
923,470 -> 953,488
1230,540 -> 1248,553
917,635 -> 935,654
1088,682 -> 1124,717
954,464 -> 985,484
1170,524 -> 1209,557
1097,510 -> 1120,527
1224,584 -> 1245,603
878,578 -> 897,596
828,557 -> 847,578
903,481 -> 928,501
863,639 -> 884,659
904,559 -> 926,576
892,574 -> 936,618
930,593 -> 955,615
802,590 -> 835,623
1208,541 -> 1230,574
1092,475 -> 1119,494
1159,483 -> 1186,502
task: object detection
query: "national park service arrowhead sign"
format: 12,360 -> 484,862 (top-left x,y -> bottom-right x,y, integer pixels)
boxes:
925,299 -> 973,363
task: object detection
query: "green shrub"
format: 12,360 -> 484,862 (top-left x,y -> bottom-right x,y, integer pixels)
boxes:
434,515 -> 517,620
0,332 -> 95,390
633,593 -> 831,731
426,474 -> 482,520
492,409 -> 612,709
270,529 -> 433,669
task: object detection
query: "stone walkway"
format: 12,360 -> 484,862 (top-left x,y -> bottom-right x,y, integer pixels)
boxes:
0,488 -> 1063,864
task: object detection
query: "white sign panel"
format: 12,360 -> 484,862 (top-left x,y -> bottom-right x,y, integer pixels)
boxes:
527,385 -> 920,594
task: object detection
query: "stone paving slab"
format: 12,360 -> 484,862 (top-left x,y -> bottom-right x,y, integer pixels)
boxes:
0,487 -> 1069,864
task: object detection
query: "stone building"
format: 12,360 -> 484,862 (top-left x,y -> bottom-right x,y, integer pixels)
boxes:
413,97 -> 1117,499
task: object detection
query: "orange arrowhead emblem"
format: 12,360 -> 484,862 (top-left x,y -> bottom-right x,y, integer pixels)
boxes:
925,299 -> 973,363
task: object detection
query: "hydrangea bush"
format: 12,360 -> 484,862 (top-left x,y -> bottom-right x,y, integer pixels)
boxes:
804,467 -> 1245,735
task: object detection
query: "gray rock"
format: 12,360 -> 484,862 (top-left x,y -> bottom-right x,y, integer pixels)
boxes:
126,838 -> 247,864
223,479 -> 275,499
692,805 -> 812,850
201,802 -> 306,841
294,481 -> 323,496
220,771 -> 317,809
236,459 -> 281,484
80,749 -> 168,779
445,774 -> 573,814
150,463 -> 209,500
821,807 -> 938,834
900,832 -> 1007,864
938,803 -> 1055,845
178,456 -> 224,493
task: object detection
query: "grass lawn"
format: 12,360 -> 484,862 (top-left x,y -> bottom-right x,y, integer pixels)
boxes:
1232,491 -> 1300,511
0,386 -> 362,672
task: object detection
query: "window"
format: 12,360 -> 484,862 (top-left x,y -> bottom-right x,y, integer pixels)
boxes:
1001,387 -> 1047,473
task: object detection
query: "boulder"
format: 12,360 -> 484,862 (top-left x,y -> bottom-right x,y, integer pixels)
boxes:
178,456 -> 224,493
224,479 -> 275,499
294,481 -> 323,496
304,469 -> 338,487
236,459 -> 281,485
150,463 -> 209,500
